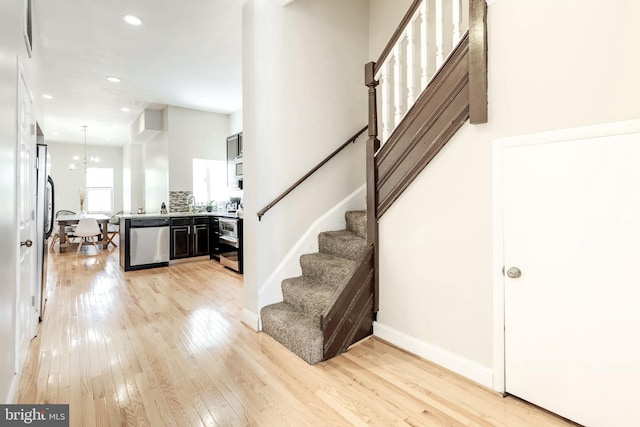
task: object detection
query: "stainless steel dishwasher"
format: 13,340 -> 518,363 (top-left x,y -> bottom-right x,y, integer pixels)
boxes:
128,217 -> 170,269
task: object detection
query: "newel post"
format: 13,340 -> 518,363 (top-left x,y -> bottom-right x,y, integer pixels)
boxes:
365,61 -> 380,312
469,0 -> 488,124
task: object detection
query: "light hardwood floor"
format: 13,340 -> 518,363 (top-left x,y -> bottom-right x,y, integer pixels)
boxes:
18,244 -> 577,426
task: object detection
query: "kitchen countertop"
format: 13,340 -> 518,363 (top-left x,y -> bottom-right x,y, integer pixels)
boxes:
119,211 -> 241,219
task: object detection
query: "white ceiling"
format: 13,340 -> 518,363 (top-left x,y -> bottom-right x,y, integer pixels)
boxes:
34,0 -> 243,146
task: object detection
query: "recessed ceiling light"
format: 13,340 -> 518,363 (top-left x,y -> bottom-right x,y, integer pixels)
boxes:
121,107 -> 130,112
43,94 -> 53,99
52,131 -> 59,135
123,15 -> 143,26
106,76 -> 121,83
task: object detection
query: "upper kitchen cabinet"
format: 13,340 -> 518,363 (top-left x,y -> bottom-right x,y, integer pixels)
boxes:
227,132 -> 243,188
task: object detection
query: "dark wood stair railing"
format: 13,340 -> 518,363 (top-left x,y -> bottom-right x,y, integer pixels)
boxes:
365,0 -> 487,312
256,125 -> 368,221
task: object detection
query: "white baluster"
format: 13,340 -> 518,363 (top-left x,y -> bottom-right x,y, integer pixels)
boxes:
380,60 -> 392,143
420,0 -> 429,89
406,20 -> 417,107
393,42 -> 404,127
435,0 -> 444,67
452,0 -> 462,43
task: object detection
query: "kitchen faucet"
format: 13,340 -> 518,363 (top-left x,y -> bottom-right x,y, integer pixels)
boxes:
187,194 -> 196,212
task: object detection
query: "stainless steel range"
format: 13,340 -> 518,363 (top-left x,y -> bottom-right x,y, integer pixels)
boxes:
218,217 -> 242,273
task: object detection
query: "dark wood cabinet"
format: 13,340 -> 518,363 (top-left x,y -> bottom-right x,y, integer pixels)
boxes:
210,217 -> 221,260
170,225 -> 191,259
170,217 -> 191,260
193,217 -> 210,256
227,132 -> 242,188
170,216 -> 209,259
167,215 -> 241,273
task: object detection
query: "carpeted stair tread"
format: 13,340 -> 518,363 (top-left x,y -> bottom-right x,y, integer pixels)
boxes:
300,252 -> 355,288
260,302 -> 323,365
346,210 -> 367,239
318,230 -> 367,260
282,276 -> 337,321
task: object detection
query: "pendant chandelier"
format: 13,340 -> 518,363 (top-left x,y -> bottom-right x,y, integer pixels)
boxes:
69,125 -> 100,170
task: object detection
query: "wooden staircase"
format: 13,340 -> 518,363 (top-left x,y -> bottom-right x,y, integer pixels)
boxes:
258,0 -> 487,364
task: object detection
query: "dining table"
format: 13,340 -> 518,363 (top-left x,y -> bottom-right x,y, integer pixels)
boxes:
56,213 -> 110,253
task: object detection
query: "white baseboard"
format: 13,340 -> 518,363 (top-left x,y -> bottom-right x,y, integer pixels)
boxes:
241,308 -> 260,331
374,321 -> 493,389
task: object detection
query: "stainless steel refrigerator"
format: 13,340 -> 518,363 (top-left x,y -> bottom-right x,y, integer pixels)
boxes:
36,143 -> 54,321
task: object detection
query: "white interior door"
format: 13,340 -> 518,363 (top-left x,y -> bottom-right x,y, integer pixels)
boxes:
503,132 -> 640,427
16,68 -> 37,374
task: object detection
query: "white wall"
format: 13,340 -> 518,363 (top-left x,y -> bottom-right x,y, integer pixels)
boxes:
0,0 -> 22,404
229,109 -> 243,135
376,0 -> 640,384
128,105 -> 230,214
369,0 -> 413,59
47,142 -> 123,214
144,128 -> 169,214
167,105 -> 229,191
242,0 -> 369,323
122,142 -> 144,213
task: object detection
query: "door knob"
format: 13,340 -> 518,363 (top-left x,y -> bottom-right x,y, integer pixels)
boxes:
20,239 -> 33,248
506,266 -> 521,279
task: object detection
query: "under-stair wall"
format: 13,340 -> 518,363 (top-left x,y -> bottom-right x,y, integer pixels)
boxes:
373,0 -> 640,390
367,2 -> 487,373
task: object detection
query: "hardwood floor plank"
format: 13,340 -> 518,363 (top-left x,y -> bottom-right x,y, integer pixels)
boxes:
17,248 -> 577,426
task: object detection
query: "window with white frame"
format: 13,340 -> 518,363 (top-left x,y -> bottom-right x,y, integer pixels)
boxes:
86,167 -> 114,213
193,159 -> 228,206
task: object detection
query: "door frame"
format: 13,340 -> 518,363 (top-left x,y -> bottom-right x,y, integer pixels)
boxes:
491,118 -> 640,394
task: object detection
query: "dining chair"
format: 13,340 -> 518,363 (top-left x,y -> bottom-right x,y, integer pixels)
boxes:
49,210 -> 76,251
106,211 -> 122,248
74,218 -> 102,256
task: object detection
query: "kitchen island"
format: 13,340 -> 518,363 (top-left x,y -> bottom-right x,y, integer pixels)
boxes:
118,211 -> 243,273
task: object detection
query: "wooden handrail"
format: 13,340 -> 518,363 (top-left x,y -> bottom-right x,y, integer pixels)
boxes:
374,0 -> 424,76
257,125 -> 368,221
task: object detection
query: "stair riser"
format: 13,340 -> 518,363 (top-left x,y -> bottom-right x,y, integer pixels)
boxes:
282,289 -> 323,322
318,233 -> 367,260
260,304 -> 324,365
300,257 -> 353,288
281,279 -> 334,322
346,211 -> 367,239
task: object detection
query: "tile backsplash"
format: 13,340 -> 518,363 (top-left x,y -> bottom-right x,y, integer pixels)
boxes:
169,191 -> 192,213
